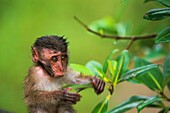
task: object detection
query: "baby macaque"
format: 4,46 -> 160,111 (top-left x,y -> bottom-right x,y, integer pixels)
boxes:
24,35 -> 105,113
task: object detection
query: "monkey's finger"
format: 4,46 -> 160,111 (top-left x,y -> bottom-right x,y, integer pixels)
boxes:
95,80 -> 102,94
65,92 -> 81,98
64,93 -> 81,102
64,99 -> 77,104
64,95 -> 81,104
98,81 -> 105,94
92,77 -> 99,87
96,79 -> 102,89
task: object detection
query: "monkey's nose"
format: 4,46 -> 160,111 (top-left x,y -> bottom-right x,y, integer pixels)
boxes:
57,62 -> 63,71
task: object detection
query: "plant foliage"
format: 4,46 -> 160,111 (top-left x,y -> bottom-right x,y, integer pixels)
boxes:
67,0 -> 170,112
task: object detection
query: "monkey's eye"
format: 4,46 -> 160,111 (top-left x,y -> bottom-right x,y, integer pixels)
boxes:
61,55 -> 67,61
51,56 -> 58,62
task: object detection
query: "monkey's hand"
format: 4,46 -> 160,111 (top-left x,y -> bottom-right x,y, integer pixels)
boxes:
92,77 -> 105,95
60,89 -> 81,104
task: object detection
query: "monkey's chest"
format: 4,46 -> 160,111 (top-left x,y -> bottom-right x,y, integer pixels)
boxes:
36,78 -> 63,91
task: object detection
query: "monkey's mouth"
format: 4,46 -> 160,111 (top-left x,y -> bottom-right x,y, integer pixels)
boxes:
52,69 -> 65,77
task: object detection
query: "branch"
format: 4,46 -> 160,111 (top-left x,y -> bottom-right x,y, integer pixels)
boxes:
126,38 -> 136,50
74,16 -> 157,41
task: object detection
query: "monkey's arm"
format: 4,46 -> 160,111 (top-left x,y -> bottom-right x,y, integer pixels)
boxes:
24,89 -> 81,105
65,67 -> 105,95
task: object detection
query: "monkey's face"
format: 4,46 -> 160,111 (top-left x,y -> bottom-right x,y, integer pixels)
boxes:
39,48 -> 68,77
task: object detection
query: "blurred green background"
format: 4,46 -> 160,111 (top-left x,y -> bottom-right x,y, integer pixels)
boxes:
0,0 -> 169,113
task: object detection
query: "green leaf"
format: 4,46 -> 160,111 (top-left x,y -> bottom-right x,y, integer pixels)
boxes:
168,82 -> 170,91
103,49 -> 119,74
69,63 -> 94,75
113,50 -> 129,84
145,0 -> 170,7
137,95 -> 162,112
131,57 -> 163,92
144,0 -> 156,3
108,59 -> 118,81
88,16 -> 117,35
155,26 -> 170,44
115,23 -> 128,36
159,107 -> 170,113
92,95 -> 111,113
119,64 -> 160,82
108,95 -> 163,113
144,8 -> 170,21
145,45 -> 168,61
162,55 -> 170,89
86,60 -> 105,78
158,0 -> 170,7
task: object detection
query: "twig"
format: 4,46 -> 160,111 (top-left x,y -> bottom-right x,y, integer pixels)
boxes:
74,16 -> 158,49
126,38 -> 136,50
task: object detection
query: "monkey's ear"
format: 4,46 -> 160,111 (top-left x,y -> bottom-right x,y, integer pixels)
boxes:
31,47 -> 39,63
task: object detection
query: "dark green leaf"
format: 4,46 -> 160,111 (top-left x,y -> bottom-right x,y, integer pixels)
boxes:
92,95 -> 111,113
130,57 -> 163,92
144,0 -> 156,3
155,26 -> 170,44
137,95 -> 162,112
144,8 -> 170,21
119,64 -> 160,82
158,0 -> 170,7
103,49 -> 119,74
114,50 -> 129,83
108,95 -> 162,113
86,60 -> 106,78
159,107 -> 170,113
69,63 -> 94,76
145,45 -> 168,61
168,82 -> 170,91
162,55 -> 170,89
145,0 -> 170,7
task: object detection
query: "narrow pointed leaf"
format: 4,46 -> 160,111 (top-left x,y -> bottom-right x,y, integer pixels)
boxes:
113,50 -> 129,84
162,55 -> 170,89
92,95 -> 111,113
108,95 -> 164,113
144,0 -> 155,3
108,59 -> 117,80
155,26 -> 170,44
158,0 -> 170,7
144,8 -> 170,21
108,96 -> 149,113
119,64 -> 160,82
130,57 -> 163,92
168,82 -> 170,91
159,107 -> 170,113
103,49 -> 119,73
137,95 -> 162,112
145,0 -> 170,7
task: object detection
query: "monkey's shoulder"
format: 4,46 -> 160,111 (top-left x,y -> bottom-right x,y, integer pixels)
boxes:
27,66 -> 63,91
